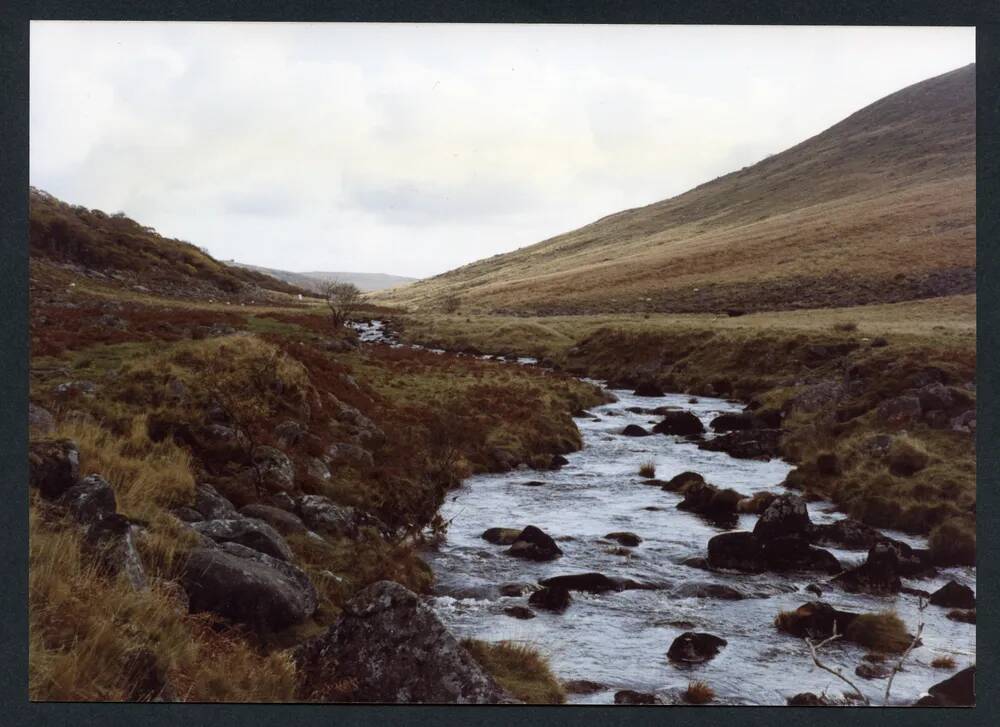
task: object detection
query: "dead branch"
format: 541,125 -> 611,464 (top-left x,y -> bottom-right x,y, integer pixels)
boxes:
805,624 -> 871,706
883,598 -> 927,706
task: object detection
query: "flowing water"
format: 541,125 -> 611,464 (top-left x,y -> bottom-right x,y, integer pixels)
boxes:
355,320 -> 976,705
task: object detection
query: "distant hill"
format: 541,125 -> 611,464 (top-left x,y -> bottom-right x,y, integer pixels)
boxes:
227,262 -> 417,293
29,188 -> 310,301
377,64 -> 975,314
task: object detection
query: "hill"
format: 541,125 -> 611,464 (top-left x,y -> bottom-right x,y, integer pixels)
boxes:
227,261 -> 417,293
377,64 -> 975,314
29,188 -> 312,302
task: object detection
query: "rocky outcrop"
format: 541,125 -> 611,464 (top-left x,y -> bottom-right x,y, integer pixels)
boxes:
666,632 -> 727,663
191,518 -> 294,561
653,411 -> 705,436
294,581 -> 513,703
506,525 -> 562,562
182,542 -> 317,632
929,580 -> 975,609
29,439 -> 80,499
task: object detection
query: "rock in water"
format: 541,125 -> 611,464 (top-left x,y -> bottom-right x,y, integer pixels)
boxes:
191,518 -> 294,561
666,632 -> 728,663
503,606 -> 536,620
614,689 -> 658,704
182,543 -> 317,632
529,586 -> 571,613
633,382 -> 665,397
482,528 -> 522,545
832,542 -> 902,595
753,494 -> 811,540
622,424 -> 652,437
605,531 -> 642,547
929,580 -> 976,609
29,439 -> 80,499
295,581 -> 514,703
506,525 -> 563,561
917,666 -> 975,706
652,411 -> 705,436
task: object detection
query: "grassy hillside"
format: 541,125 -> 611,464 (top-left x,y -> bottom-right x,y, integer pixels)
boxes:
227,262 -> 417,294
377,65 -> 974,314
30,188 -> 312,302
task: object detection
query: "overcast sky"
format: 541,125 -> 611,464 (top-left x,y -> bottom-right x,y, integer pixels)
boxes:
30,23 -> 974,278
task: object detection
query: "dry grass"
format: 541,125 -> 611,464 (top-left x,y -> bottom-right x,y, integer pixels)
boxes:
931,656 -> 957,670
638,460 -> 656,478
683,680 -> 715,705
844,612 -> 911,654
460,639 -> 566,704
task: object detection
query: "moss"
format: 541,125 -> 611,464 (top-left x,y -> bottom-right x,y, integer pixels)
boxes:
844,612 -> 911,653
461,639 -> 566,704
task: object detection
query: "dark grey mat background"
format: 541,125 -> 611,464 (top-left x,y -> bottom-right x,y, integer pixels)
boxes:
1,1 -> 996,724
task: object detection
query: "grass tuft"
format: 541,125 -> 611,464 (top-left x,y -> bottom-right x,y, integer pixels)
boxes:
844,612 -> 911,654
638,460 -> 656,478
461,639 -> 566,704
683,680 -> 715,704
931,656 -> 957,670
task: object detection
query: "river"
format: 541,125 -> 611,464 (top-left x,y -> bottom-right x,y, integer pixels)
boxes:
354,320 -> 976,706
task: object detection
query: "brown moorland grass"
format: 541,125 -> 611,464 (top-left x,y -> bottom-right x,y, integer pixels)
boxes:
684,680 -> 716,705
844,612 -> 912,654
461,639 -> 566,704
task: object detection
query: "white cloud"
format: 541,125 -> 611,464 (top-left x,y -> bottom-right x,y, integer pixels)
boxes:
30,22 -> 974,277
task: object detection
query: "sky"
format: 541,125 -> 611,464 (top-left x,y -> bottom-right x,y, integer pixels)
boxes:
30,23 -> 975,279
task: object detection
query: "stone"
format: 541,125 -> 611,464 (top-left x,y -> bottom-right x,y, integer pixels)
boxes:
652,411 -> 705,436
667,632 -> 727,663
538,572 -> 641,593
672,582 -> 745,600
777,601 -> 859,640
876,395 -> 922,426
707,531 -> 765,572
192,483 -> 239,520
191,518 -> 294,561
324,442 -> 374,470
614,689 -> 658,705
28,402 -> 55,433
85,514 -> 148,591
503,606 -> 535,620
306,457 -> 332,481
29,439 -> 80,499
297,495 -> 361,538
61,474 -> 116,525
661,471 -> 705,492
498,582 -> 537,597
917,666 -> 975,706
294,581 -> 512,703
482,528 -> 522,545
563,680 -> 605,695
182,542 -> 317,632
250,446 -> 295,491
709,412 -> 758,432
633,382 -> 665,397
855,663 -> 892,680
238,504 -> 307,535
506,525 -> 563,562
753,494 -> 811,541
929,580 -> 975,609
833,542 -> 902,595
622,424 -> 652,437
605,531 -> 642,547
528,586 -> 571,613
274,419 -> 306,448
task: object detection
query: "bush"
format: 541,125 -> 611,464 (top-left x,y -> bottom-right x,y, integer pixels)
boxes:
928,518 -> 976,566
461,640 -> 565,704
683,680 -> 715,704
845,612 -> 911,653
638,460 -> 656,478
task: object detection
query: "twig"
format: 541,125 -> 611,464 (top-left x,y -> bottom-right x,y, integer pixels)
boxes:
883,598 -> 927,706
805,624 -> 871,706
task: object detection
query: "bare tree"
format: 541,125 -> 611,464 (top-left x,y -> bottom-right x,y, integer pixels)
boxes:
324,281 -> 363,329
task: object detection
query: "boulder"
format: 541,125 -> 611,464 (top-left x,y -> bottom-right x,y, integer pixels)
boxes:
563,680 -> 605,695
550,454 -> 570,469
614,689 -> 658,705
672,582 -> 745,600
776,601 -> 858,639
833,542 -> 901,595
760,536 -> 841,574
917,383 -> 956,413
917,666 -> 975,707
661,471 -> 705,492
503,606 -> 536,620
709,412 -> 758,432
633,382 -> 665,397
539,572 -> 638,593
666,632 -> 727,664
306,457 -> 331,481
274,420 -> 306,448
294,581 -> 512,703
677,482 -> 744,519
698,428 -> 781,459
324,442 -> 374,470
28,403 -> 55,434
29,439 -> 80,499
753,494 -> 811,541
506,525 -> 562,562
498,582 -> 537,597
482,528 -> 522,545
191,518 -> 294,561
947,609 -> 976,624
192,483 -> 239,520
61,474 -> 116,525
238,504 -> 307,535
605,532 -> 642,547
182,542 -> 317,632
929,580 -> 975,609
653,411 -> 705,436
528,586 -> 571,612
84,514 -> 148,591
250,446 -> 296,491
297,495 -> 361,538
808,518 -> 883,550
622,424 -> 652,437
707,531 -> 765,572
